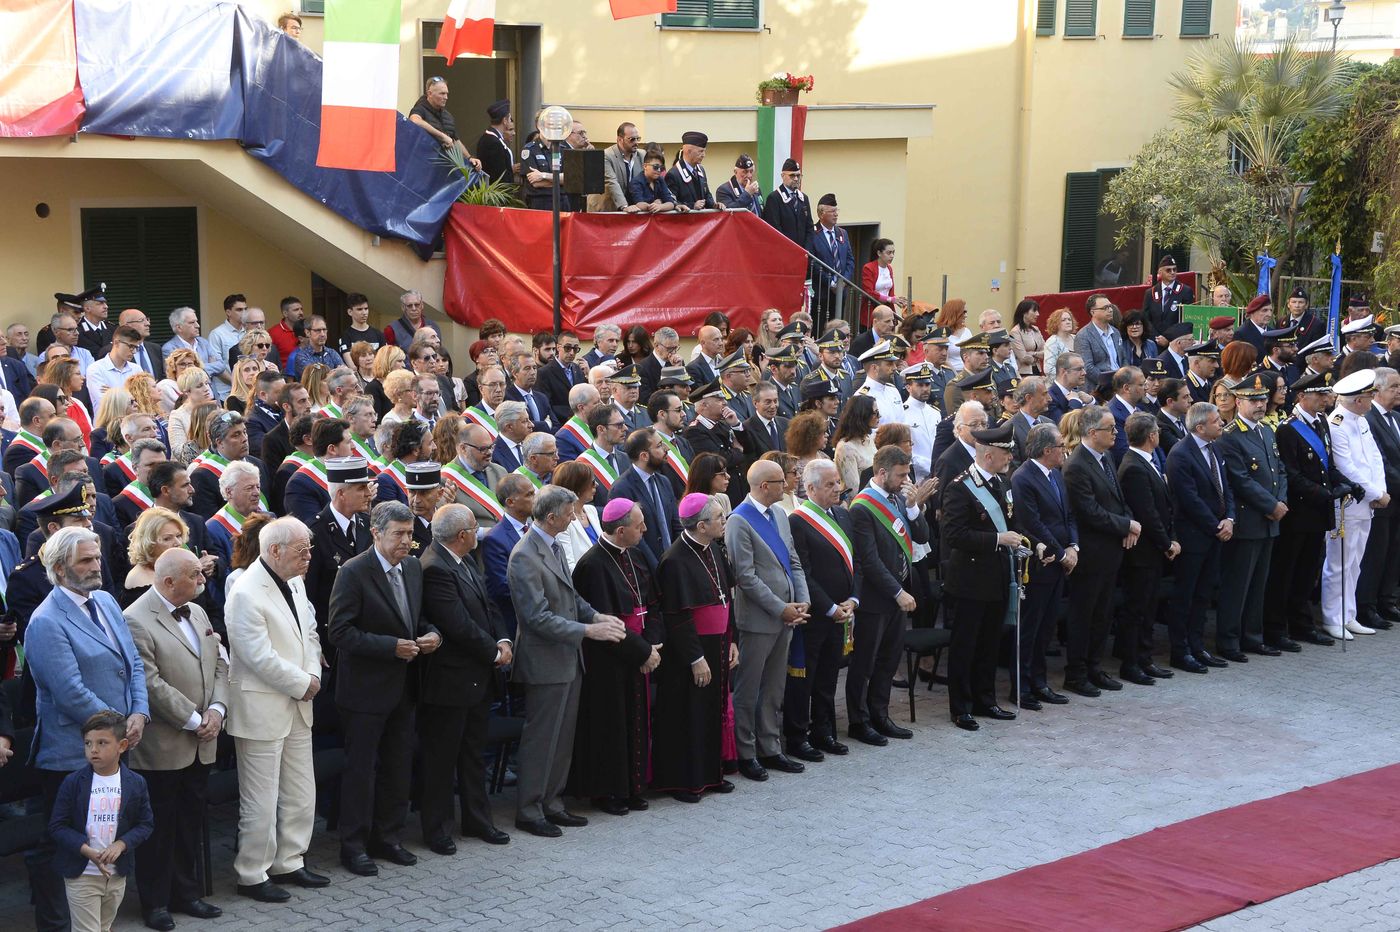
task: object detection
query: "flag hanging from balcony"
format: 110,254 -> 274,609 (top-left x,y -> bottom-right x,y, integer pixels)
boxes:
609,0 -> 678,18
316,0 -> 402,172
0,0 -> 86,138
757,104 -> 807,194
437,0 -> 495,60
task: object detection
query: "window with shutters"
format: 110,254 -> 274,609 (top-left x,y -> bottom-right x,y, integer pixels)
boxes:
1061,169 -> 1141,292
81,208 -> 200,350
1123,0 -> 1154,36
662,0 -> 761,29
1180,0 -> 1212,36
1064,0 -> 1097,36
300,0 -> 323,14
1036,0 -> 1056,35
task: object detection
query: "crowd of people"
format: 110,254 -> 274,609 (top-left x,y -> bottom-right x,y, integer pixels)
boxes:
2,270 -> 1399,932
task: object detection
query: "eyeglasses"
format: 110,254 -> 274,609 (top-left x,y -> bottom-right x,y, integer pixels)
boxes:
1091,425 -> 1118,434
254,342 -> 271,348
561,344 -> 580,352
625,135 -> 642,143
608,421 -> 625,428
462,442 -> 493,454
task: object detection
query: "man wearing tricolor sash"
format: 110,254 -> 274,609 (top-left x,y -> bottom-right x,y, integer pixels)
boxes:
205,460 -> 269,567
466,365 -> 508,445
16,417 -> 94,506
3,395 -> 54,475
102,413 -> 158,498
576,406 -> 629,510
725,459 -> 810,782
646,390 -> 695,500
784,459 -> 859,760
443,421 -> 506,532
554,384 -> 602,462
113,439 -> 167,529
285,419 -> 352,525
190,412 -> 268,520
345,396 -> 385,475
847,445 -> 932,744
313,366 -> 360,421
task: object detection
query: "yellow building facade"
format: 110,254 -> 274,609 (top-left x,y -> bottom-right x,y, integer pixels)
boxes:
0,0 -> 1237,359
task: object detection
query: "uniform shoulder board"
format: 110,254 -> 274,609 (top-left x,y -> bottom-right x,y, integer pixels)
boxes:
17,556 -> 36,570
855,385 -> 870,395
1224,421 -> 1241,434
1329,412 -> 1344,426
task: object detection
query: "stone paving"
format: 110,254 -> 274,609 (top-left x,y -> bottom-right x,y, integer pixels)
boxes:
5,626 -> 1400,930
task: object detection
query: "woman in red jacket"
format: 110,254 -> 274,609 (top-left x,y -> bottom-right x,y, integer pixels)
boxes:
860,238 -> 910,327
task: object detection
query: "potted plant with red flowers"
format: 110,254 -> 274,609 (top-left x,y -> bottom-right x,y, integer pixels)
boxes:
756,72 -> 815,106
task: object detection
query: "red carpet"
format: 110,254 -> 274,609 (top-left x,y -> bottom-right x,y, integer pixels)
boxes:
840,763 -> 1400,931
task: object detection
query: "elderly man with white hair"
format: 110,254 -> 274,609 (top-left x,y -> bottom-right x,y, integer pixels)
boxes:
582,323 -> 622,371
385,290 -> 441,349
225,517 -> 327,902
161,306 -> 225,381
205,458 -> 269,567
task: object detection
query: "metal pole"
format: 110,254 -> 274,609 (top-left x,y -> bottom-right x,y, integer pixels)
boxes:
941,274 -> 948,307
551,140 -> 563,336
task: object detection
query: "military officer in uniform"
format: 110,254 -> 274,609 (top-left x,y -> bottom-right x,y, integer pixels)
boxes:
811,333 -> 854,403
717,351 -> 756,424
765,345 -> 803,419
1260,323 -> 1301,387
921,328 -> 956,414
684,379 -> 743,485
899,363 -> 942,483
776,320 -> 817,376
666,131 -> 716,211
853,341 -> 904,425
306,456 -> 375,647
945,331 -> 990,415
1143,254 -> 1197,342
5,483 -> 97,624
1323,369 -> 1389,640
1184,341 -> 1221,403
405,462 -> 443,554
716,153 -> 763,214
799,375 -> 842,448
520,129 -> 577,211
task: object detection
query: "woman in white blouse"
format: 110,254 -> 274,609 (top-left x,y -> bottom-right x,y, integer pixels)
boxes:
552,460 -> 603,571
1041,307 -> 1078,382
934,298 -> 971,373
165,367 -> 214,455
831,395 -> 880,499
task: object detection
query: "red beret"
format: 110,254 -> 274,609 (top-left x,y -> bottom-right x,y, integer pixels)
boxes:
1209,315 -> 1236,330
1244,294 -> 1271,316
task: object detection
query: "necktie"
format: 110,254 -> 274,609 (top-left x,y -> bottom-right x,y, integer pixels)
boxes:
650,475 -> 672,548
769,419 -> 780,450
827,229 -> 836,252
1388,410 -> 1400,441
551,540 -> 570,577
1206,442 -> 1225,503
1048,470 -> 1063,508
514,443 -> 524,466
86,599 -> 116,649
344,520 -> 354,547
1101,453 -> 1118,493
565,365 -> 574,386
524,392 -> 539,423
388,565 -> 411,627
473,469 -> 487,485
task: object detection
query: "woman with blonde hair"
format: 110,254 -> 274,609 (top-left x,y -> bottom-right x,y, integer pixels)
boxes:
1042,308 -> 1078,381
178,402 -> 221,465
158,348 -> 202,413
380,369 -> 418,426
238,328 -> 274,367
124,371 -> 165,420
369,344 -> 407,417
1060,406 -> 1087,455
757,308 -> 786,356
935,298 -> 972,372
300,362 -> 331,408
91,387 -> 136,461
122,506 -> 188,607
432,413 -> 464,465
167,367 -> 214,454
226,354 -> 262,414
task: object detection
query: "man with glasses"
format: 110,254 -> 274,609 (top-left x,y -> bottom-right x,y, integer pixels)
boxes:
762,158 -> 812,250
444,422 -> 506,532
579,406 -> 629,510
225,306 -> 281,371
637,327 -> 680,405
385,290 -> 441,350
85,326 -> 146,406
162,307 -> 226,386
74,283 -> 111,355
539,331 -> 589,424
116,308 -> 158,377
47,312 -> 94,375
646,390 -> 695,500
409,342 -> 454,418
505,352 -> 554,433
1075,293 -> 1129,384
1046,352 -> 1091,425
600,122 -> 645,213
285,315 -> 344,379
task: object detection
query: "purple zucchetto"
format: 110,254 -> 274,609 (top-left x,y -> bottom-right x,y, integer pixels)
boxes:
678,493 -> 711,520
601,497 -> 637,524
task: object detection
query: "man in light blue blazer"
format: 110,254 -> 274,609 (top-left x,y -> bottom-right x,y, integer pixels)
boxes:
1074,293 -> 1130,384
24,525 -> 149,932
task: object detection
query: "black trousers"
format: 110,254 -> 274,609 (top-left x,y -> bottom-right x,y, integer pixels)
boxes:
1117,557 -> 1163,670
1358,512 -> 1400,612
845,607 -> 905,725
783,616 -> 844,741
1170,542 -> 1220,659
1216,537 -> 1275,651
1018,576 -> 1063,695
28,769 -> 71,932
1065,561 -> 1120,681
948,595 -> 1005,716
1265,524 -> 1326,639
417,698 -> 495,842
135,762 -> 209,911
338,696 -> 415,853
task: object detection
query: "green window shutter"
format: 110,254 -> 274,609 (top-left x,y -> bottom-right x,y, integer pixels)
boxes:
1123,0 -> 1154,36
663,0 -> 715,27
1061,173 -> 1102,292
1180,0 -> 1212,36
301,0 -> 324,14
82,208 -> 200,351
1064,0 -> 1097,36
710,0 -> 760,29
1036,0 -> 1057,35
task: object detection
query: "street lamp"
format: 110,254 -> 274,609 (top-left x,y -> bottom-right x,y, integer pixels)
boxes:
1326,1 -> 1345,53
537,105 -> 573,337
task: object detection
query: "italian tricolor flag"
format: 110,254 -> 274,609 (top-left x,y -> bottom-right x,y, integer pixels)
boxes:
317,0 -> 402,173
437,0 -> 495,61
757,104 -> 807,194
609,0 -> 678,18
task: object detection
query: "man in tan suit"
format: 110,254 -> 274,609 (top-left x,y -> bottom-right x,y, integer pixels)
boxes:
126,548 -> 229,930
224,517 -> 328,902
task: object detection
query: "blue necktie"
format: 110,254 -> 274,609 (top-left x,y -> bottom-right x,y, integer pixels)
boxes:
650,475 -> 672,548
87,599 -> 115,648
524,393 -> 539,423
1048,470 -> 1063,508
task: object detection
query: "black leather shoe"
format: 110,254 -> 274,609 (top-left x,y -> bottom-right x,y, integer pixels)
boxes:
1295,629 -> 1335,646
626,795 -> 649,811
1265,638 -> 1302,653
144,908 -> 175,931
514,817 -> 562,838
759,753 -> 806,774
340,851 -> 379,876
545,810 -> 588,828
270,867 -> 330,888
1017,695 -> 1043,711
1142,663 -> 1175,678
1063,679 -> 1101,698
1218,649 -> 1249,663
1247,643 -> 1281,656
952,713 -> 980,731
426,836 -> 457,856
848,723 -> 888,747
594,796 -> 629,816
1381,605 -> 1400,623
1171,655 -> 1209,674
672,790 -> 703,803
710,779 -> 735,794
1032,686 -> 1069,704
891,677 -> 910,689
1198,651 -> 1229,668
874,718 -> 913,739
467,827 -> 511,845
1087,671 -> 1122,691
1118,666 -> 1155,686
972,704 -> 1015,720
737,758 -> 769,781
1368,616 -> 1393,631
367,843 -> 417,866
171,899 -> 223,919
811,735 -> 849,755
786,740 -> 824,762
237,881 -> 291,903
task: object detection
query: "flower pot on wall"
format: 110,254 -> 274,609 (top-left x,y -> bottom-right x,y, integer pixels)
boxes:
761,87 -> 799,107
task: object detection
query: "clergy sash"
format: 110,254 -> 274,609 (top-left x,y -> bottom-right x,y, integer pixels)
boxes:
792,500 -> 853,575
293,456 -> 329,490
851,490 -> 912,562
12,430 -> 45,457
578,448 -> 619,490
464,406 -> 499,442
732,500 -> 793,579
558,416 -> 591,455
118,480 -> 154,511
443,460 -> 505,520
1289,415 -> 1329,468
514,465 -> 543,488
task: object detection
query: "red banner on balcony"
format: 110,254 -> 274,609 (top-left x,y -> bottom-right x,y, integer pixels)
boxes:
442,204 -> 811,338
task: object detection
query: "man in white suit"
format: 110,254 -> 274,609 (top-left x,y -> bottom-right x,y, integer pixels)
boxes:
225,517 -> 329,902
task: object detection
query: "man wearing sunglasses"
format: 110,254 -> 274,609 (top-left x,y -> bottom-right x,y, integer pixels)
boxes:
538,331 -> 589,424
600,122 -> 645,213
625,151 -> 679,214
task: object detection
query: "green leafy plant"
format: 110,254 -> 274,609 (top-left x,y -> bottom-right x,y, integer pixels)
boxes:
440,146 -> 523,207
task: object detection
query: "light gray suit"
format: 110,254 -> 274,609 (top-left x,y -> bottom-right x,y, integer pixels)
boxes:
726,497 -> 810,759
1073,323 -> 1129,384
600,143 -> 644,211
507,527 -> 598,820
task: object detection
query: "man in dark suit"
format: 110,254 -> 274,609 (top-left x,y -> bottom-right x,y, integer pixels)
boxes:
940,423 -> 1022,732
1155,378 -> 1190,456
686,326 -> 725,388
1107,366 -> 1146,465
1117,412 -> 1179,685
647,389 -> 696,500
741,383 -> 789,474
504,354 -> 554,434
581,324 -> 620,372
761,158 -> 812,250
1357,367 -> 1400,629
1045,352 -> 1089,426
635,327 -> 679,406
809,193 -> 855,325
1165,401 -> 1236,672
1009,423 -> 1077,711
0,342 -> 33,400
481,473 -> 535,638
1233,294 -> 1273,356
1216,373 -> 1289,660
490,402 -> 533,474
537,331 -> 589,425
785,459 -> 858,756
610,429 -> 680,571
188,413 -> 270,520
244,371 -> 287,462
418,505 -> 512,851
328,501 -> 441,876
1062,405 -> 1141,696
847,445 -> 932,742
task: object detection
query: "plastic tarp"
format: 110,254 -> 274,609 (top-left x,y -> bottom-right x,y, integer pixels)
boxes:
0,0 -> 85,137
70,0 -> 464,247
443,205 -> 812,338
1024,272 -> 1200,330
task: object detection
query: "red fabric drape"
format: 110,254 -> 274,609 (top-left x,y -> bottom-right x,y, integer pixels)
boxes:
1023,273 -> 1200,332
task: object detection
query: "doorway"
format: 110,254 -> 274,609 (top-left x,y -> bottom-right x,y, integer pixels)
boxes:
419,22 -> 536,159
